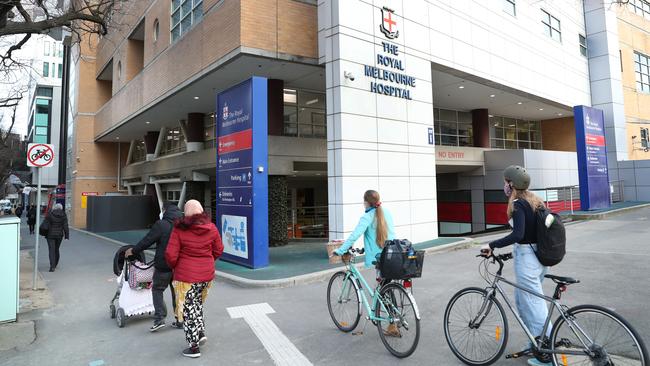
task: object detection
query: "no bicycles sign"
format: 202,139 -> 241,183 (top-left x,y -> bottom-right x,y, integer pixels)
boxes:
27,143 -> 55,168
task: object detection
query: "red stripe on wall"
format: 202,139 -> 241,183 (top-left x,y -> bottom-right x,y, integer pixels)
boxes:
485,203 -> 508,225
438,202 -> 472,222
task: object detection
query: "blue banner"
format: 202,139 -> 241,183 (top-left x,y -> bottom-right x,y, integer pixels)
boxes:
216,77 -> 269,268
574,105 -> 610,211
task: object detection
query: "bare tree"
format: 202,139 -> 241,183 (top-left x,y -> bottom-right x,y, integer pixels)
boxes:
0,106 -> 27,191
0,0 -> 126,67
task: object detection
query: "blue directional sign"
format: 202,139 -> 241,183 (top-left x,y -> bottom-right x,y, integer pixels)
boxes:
216,77 -> 268,268
574,105 -> 610,211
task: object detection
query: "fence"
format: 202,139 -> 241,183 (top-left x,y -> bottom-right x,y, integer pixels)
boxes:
535,185 -> 580,214
609,180 -> 625,204
287,206 -> 328,239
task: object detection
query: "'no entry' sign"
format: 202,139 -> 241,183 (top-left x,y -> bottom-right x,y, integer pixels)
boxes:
27,143 -> 55,168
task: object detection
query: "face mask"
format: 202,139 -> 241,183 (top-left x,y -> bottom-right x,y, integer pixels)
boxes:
504,182 -> 513,198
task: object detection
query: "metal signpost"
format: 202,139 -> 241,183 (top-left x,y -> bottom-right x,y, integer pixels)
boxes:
26,143 -> 55,289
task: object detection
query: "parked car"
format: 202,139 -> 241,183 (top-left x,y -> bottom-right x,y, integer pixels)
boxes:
0,200 -> 12,215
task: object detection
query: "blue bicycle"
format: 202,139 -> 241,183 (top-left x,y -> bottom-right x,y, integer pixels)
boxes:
326,248 -> 421,358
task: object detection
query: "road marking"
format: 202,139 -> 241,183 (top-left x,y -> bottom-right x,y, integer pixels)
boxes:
227,303 -> 313,366
88,360 -> 105,366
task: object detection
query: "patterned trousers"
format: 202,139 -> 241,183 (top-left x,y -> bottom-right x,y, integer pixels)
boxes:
173,281 -> 211,347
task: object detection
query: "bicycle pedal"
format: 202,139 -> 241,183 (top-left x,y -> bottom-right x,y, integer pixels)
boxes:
351,331 -> 363,336
506,349 -> 532,359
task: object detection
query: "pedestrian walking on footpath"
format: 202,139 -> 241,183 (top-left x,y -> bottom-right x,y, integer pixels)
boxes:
42,203 -> 69,272
27,205 -> 36,234
125,203 -> 183,332
15,205 -> 23,218
482,165 -> 550,366
165,200 -> 223,358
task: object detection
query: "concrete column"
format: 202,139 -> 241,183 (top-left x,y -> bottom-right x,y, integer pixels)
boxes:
268,79 -> 284,136
185,113 -> 205,152
471,109 -> 490,148
321,1 -> 437,243
143,131 -> 159,161
584,1 -> 627,163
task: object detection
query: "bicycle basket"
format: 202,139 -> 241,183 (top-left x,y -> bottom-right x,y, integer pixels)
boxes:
379,239 -> 423,280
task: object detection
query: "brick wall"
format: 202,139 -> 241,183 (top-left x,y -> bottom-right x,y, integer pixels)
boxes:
541,117 -> 576,152
94,0 -> 242,137
241,0 -> 318,59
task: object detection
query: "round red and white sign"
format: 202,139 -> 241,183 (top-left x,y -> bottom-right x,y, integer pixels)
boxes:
27,143 -> 55,168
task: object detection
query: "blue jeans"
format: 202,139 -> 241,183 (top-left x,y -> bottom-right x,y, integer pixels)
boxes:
513,244 -> 550,340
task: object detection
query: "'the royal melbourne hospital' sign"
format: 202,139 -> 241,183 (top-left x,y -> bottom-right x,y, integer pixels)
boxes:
364,7 -> 416,100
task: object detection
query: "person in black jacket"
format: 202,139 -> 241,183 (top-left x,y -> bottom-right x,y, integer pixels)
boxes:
125,203 -> 183,332
482,166 -> 550,366
27,205 -> 36,234
45,203 -> 69,272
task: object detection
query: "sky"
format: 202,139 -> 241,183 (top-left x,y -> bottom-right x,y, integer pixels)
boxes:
0,34 -> 45,138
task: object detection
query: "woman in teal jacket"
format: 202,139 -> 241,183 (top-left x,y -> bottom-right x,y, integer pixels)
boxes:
334,190 -> 396,268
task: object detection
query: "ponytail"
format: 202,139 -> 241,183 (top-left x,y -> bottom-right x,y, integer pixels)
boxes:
375,206 -> 388,248
364,190 -> 388,248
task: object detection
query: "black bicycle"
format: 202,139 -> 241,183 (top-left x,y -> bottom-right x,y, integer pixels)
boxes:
30,149 -> 52,162
443,251 -> 648,365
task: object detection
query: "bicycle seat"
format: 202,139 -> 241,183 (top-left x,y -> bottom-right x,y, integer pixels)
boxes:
545,274 -> 579,285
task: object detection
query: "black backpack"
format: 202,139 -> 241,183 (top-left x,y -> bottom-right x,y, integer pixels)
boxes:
533,206 -> 566,266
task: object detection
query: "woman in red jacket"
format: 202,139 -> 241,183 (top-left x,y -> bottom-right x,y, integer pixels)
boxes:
165,200 -> 223,358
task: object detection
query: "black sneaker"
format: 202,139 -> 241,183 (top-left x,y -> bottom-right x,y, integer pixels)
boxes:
182,346 -> 201,358
170,320 -> 183,329
149,321 -> 165,332
199,332 -> 207,346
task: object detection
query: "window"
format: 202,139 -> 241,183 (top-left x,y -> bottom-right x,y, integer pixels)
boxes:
58,44 -> 63,58
161,127 -> 186,155
283,89 -> 326,138
153,19 -> 160,42
634,51 -> 650,93
165,190 -> 181,202
579,34 -> 587,57
542,10 -> 561,42
629,0 -> 650,19
433,109 -> 473,147
641,128 -> 649,148
36,87 -> 53,97
42,62 -> 49,77
171,0 -> 203,42
117,61 -> 122,80
131,140 -> 146,163
503,0 -> 516,16
44,41 -> 50,56
489,116 -> 542,149
58,64 -> 63,78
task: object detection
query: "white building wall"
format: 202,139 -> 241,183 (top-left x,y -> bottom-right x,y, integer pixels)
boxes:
319,0 -> 590,243
424,0 -> 591,108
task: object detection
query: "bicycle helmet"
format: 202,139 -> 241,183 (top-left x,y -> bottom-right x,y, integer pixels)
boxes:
503,165 -> 530,190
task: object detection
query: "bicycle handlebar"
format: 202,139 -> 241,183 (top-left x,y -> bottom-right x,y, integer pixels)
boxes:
477,251 -> 512,275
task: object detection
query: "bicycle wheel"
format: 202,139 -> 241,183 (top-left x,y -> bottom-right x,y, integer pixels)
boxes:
375,282 -> 420,358
550,304 -> 648,366
326,271 -> 361,332
443,287 -> 509,366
